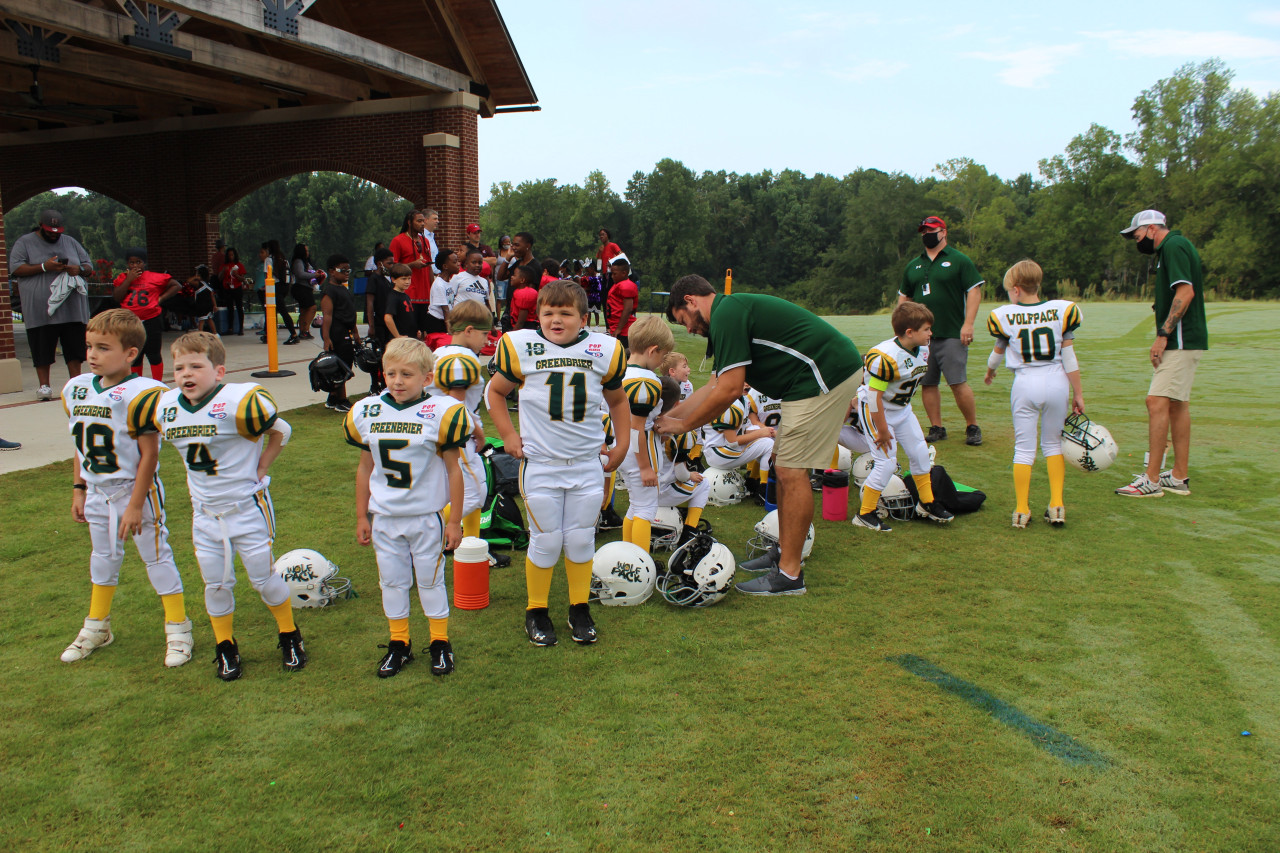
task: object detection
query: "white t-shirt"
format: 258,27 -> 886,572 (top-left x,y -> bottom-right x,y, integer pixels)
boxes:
429,275 -> 457,320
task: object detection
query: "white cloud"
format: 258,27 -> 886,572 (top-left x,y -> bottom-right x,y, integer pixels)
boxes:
1237,78 -> 1280,96
1248,10 -> 1280,26
826,59 -> 909,82
964,44 -> 1082,88
1085,29 -> 1280,60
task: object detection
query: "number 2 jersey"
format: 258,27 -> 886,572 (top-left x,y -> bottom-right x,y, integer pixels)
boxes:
986,300 -> 1081,371
63,373 -> 166,484
343,392 -> 473,516
861,337 -> 929,409
494,328 -> 626,462
155,382 -> 278,505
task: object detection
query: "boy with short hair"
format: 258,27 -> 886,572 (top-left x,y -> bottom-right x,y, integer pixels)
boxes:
428,299 -> 492,539
61,308 -> 192,667
655,377 -> 710,548
155,332 -> 301,680
617,315 -> 676,554
507,265 -> 541,331
984,259 -> 1084,527
851,302 -> 954,532
347,337 -> 471,677
426,250 -> 459,338
605,256 -> 638,346
383,264 -> 417,341
320,254 -> 360,413
487,281 -> 631,647
701,393 -> 775,498
661,351 -> 694,401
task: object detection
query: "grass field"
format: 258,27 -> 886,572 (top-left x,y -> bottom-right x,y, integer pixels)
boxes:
2,302 -> 1277,852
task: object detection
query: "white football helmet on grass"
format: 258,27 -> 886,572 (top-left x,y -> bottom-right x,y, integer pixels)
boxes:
705,468 -> 749,506
590,542 -> 657,606
658,534 -> 737,607
273,549 -> 352,608
745,509 -> 815,560
1061,413 -> 1119,472
649,507 -> 683,551
869,475 -> 917,521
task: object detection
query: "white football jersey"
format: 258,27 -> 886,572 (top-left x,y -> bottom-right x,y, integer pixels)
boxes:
156,383 -> 278,505
862,337 -> 929,410
63,373 -> 166,485
429,344 -> 485,416
987,300 -> 1082,371
344,392 -> 473,516
623,366 -> 663,432
700,395 -> 751,455
494,328 -> 626,462
679,379 -> 694,401
747,388 -> 782,429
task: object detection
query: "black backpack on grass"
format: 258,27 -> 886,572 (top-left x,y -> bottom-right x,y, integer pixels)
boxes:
479,440 -> 528,549
903,464 -> 986,514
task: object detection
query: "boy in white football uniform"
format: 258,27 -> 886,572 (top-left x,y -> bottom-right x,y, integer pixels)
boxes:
428,299 -> 492,540
852,302 -> 954,532
618,316 -> 676,554
984,259 -> 1084,528
655,378 -> 710,549
62,309 -> 191,667
701,394 -> 775,502
487,281 -> 630,647
348,337 -> 471,677
156,332 -> 299,681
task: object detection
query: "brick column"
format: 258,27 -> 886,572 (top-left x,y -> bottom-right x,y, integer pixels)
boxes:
0,176 -> 21,393
424,95 -> 480,251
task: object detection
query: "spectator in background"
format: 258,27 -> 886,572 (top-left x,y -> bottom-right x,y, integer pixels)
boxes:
112,247 -> 182,381
453,250 -> 493,316
290,243 -> 325,340
426,249 -> 461,339
319,254 -> 359,413
463,224 -> 493,258
9,209 -> 91,400
208,238 -> 226,287
540,258 -> 560,288
258,241 -> 297,345
492,234 -> 515,319
606,254 -> 639,348
390,209 -> 439,337
222,247 -> 247,335
596,228 -> 622,275
365,241 -> 385,272
507,264 -> 541,331
364,247 -> 395,341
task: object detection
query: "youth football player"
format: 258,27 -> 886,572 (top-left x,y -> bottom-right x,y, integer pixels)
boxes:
617,315 -> 676,554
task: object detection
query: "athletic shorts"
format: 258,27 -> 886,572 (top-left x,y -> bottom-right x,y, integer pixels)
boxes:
775,369 -> 862,469
922,337 -> 968,386
493,279 -> 510,301
27,321 -> 87,367
290,283 -> 316,311
1148,349 -> 1203,402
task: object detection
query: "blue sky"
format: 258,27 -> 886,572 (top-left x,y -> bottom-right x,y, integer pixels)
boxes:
478,1 -> 1280,197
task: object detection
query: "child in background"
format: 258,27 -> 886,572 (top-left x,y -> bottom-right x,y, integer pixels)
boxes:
61,309 -> 191,667
383,264 -> 417,341
319,254 -> 360,413
661,351 -> 694,401
112,248 -> 181,382
507,264 -> 541,332
701,393 -> 775,501
654,377 -> 710,549
155,332 -> 300,680
617,316 -> 676,554
347,338 -> 470,677
984,259 -> 1085,528
605,255 -> 638,347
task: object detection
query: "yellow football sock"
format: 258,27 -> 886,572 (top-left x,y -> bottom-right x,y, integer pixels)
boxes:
161,593 -> 186,624
747,460 -> 760,480
388,617 -> 410,643
565,559 -> 592,606
685,506 -> 703,528
860,488 -> 881,516
604,472 -> 616,506
631,519 -> 652,554
209,613 -> 234,644
462,508 -> 482,539
267,601 -> 296,633
1046,454 -> 1066,507
831,447 -> 841,469
88,584 -> 116,620
428,617 -> 449,643
622,516 -> 634,542
1014,463 -> 1033,515
525,557 -> 553,610
912,473 -> 935,504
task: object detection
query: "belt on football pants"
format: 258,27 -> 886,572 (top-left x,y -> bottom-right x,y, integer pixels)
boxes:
90,481 -> 134,560
195,477 -> 270,587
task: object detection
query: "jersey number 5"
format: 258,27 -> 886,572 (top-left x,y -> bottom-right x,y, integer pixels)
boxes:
379,439 -> 412,489
546,372 -> 587,422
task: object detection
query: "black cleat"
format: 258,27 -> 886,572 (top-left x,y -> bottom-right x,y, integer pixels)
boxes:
429,639 -> 455,675
567,603 -> 598,645
525,607 -> 557,647
965,424 -> 983,446
916,501 -> 954,524
376,640 -> 413,678
489,551 -> 512,569
926,425 -> 947,443
214,638 -> 242,681
851,511 -> 892,532
598,506 -> 625,531
278,628 -> 307,671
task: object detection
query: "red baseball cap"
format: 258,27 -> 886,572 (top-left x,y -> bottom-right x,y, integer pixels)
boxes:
917,216 -> 946,232
466,223 -> 482,235
40,209 -> 65,234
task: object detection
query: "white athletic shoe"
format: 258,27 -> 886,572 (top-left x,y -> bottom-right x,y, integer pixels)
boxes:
1011,511 -> 1031,529
37,384 -> 53,401
61,617 -> 113,662
1158,471 -> 1191,495
164,619 -> 194,667
1044,505 -> 1065,526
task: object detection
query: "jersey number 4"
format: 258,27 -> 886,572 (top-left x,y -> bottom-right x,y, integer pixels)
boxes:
186,443 -> 218,475
546,372 -> 587,422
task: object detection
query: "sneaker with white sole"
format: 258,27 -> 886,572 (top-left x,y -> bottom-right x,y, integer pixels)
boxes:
1115,473 -> 1163,498
916,501 -> 954,524
38,384 -> 53,401
851,511 -> 892,532
1044,506 -> 1065,526
1158,471 -> 1190,495
213,639 -> 241,681
61,617 -> 113,662
164,619 -> 194,667
1011,511 -> 1030,529
429,639 -> 456,675
736,568 -> 806,596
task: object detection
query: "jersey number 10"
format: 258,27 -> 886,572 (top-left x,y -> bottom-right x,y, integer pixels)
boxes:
1017,327 -> 1056,363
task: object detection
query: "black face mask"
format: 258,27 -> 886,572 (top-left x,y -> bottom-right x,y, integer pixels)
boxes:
1136,235 -> 1156,255
922,232 -> 942,250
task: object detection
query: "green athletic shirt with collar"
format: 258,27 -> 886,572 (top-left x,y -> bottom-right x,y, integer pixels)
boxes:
708,293 -> 860,402
899,245 -> 984,339
1154,231 -> 1208,351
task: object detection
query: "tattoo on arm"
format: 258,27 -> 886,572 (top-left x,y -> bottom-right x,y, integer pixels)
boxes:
1162,296 -> 1188,334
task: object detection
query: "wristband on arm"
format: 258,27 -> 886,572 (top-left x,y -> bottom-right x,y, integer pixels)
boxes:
1061,347 -> 1079,373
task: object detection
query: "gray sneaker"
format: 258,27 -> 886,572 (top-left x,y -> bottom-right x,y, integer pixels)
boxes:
965,424 -> 983,446
1115,473 -> 1163,498
739,544 -> 780,573
1158,471 -> 1190,495
735,568 -> 806,596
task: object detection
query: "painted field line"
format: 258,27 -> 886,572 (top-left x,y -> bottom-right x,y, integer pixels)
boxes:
889,654 -> 1110,768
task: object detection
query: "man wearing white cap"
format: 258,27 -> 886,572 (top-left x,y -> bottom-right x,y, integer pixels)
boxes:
1116,210 -> 1207,498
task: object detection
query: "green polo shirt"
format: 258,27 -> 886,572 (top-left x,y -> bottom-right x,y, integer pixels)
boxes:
1154,231 -> 1208,351
708,294 -> 860,401
899,246 -> 984,339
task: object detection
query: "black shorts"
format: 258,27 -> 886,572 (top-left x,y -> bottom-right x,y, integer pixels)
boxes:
27,322 -> 87,367
291,283 -> 316,311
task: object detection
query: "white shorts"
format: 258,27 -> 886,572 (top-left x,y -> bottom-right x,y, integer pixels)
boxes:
703,435 -> 774,471
191,488 -> 288,616
371,513 -> 448,620
458,444 -> 488,517
658,474 -> 710,510
838,424 -> 872,456
1010,366 -> 1069,465
85,477 -> 183,595
519,455 -> 605,568
855,388 -> 931,492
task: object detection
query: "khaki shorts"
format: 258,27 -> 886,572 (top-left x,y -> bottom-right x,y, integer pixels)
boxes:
1148,349 -> 1203,402
775,370 -> 863,469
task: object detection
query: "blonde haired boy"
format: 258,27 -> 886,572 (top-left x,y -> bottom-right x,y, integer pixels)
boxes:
617,315 -> 676,553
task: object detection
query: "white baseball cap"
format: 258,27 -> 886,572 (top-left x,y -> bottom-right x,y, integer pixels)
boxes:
1120,209 -> 1166,236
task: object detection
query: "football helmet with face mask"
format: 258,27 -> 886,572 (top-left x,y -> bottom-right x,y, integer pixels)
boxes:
658,533 -> 736,607
272,549 -> 352,608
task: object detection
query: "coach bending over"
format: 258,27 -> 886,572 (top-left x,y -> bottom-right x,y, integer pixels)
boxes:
658,275 -> 861,596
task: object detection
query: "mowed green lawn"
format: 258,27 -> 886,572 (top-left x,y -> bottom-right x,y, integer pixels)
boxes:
1,302 -> 1277,852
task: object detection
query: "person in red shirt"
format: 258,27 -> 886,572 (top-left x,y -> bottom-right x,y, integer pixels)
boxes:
112,248 -> 181,379
605,254 -> 639,348
507,264 -> 541,331
389,209 -> 438,335
595,228 -> 622,274
221,247 -> 247,335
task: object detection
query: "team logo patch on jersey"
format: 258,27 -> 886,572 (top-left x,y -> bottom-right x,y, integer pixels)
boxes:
586,343 -> 604,358
417,405 -> 437,420
209,402 -> 228,419
109,386 -> 126,401
941,261 -> 952,267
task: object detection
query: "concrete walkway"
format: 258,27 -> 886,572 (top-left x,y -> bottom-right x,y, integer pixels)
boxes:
0,320 -> 340,475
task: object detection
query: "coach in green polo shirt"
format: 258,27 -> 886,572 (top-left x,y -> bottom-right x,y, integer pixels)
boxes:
660,275 -> 862,597
1114,209 -> 1209,499
898,215 -> 984,446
